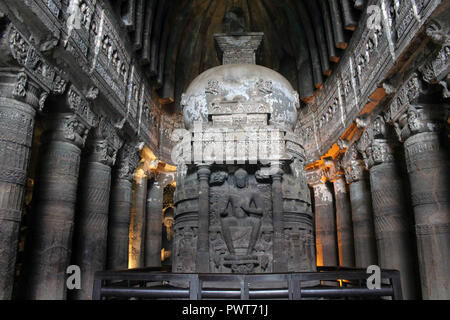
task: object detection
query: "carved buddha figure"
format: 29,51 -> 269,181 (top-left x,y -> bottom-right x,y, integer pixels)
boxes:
219,168 -> 264,259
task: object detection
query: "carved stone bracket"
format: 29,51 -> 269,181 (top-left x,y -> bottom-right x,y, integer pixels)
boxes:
341,145 -> 368,184
419,19 -> 450,90
306,167 -> 326,187
87,117 -> 124,167
324,159 -> 345,183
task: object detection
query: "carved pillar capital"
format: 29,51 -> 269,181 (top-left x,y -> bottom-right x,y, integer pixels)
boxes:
197,164 -> 211,180
342,145 -> 368,183
0,68 -> 45,110
5,25 -> 68,101
270,162 -> 284,179
115,142 -> 142,181
324,158 -> 345,183
86,117 -> 124,167
306,167 -> 326,187
394,103 -> 449,142
364,138 -> 396,168
42,113 -> 89,149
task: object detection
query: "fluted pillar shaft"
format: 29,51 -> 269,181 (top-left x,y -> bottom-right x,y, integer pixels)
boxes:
342,149 -> 378,268
25,113 -> 88,300
349,178 -> 378,267
145,178 -> 164,267
312,182 -> 338,267
332,177 -> 355,267
367,138 -> 418,299
107,178 -> 132,270
0,71 -> 41,299
129,173 -> 148,268
272,165 -> 287,272
400,104 -> 450,300
71,138 -> 116,300
196,164 -> 210,272
107,145 -> 140,270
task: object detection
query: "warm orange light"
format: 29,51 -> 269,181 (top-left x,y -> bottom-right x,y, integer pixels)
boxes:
316,239 -> 324,267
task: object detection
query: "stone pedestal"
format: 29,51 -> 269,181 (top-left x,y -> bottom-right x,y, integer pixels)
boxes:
312,182 -> 338,267
368,139 -> 418,299
25,113 -> 87,300
71,138 -> 115,300
0,71 -> 40,299
145,178 -> 164,267
332,177 -> 355,267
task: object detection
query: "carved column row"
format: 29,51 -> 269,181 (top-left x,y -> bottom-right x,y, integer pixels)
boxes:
360,120 -> 418,300
353,86 -> 449,299
0,83 -> 142,300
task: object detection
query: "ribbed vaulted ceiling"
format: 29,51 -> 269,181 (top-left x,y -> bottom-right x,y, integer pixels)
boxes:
110,0 -> 366,110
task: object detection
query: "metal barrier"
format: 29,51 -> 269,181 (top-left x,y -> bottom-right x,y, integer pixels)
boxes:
93,267 -> 403,300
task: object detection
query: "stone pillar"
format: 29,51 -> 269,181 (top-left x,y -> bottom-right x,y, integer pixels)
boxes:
196,164 -> 210,273
107,144 -> 140,270
342,146 -> 378,268
25,113 -> 89,300
271,164 -> 287,272
129,169 -> 147,269
364,116 -> 418,299
0,70 -> 42,299
326,160 -> 355,267
398,103 -> 449,300
308,169 -> 338,267
145,176 -> 164,267
71,123 -> 121,300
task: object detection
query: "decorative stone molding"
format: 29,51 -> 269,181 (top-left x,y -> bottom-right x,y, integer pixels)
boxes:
7,26 -> 67,95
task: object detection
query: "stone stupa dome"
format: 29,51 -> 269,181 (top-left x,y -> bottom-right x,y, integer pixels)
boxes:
181,29 -> 301,131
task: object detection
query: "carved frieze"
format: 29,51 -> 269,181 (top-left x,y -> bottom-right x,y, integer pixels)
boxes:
8,26 -> 67,95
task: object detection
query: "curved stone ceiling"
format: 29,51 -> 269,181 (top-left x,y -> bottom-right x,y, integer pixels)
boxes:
110,0 -> 366,109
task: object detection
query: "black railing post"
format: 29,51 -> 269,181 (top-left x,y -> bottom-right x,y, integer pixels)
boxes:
92,277 -> 102,300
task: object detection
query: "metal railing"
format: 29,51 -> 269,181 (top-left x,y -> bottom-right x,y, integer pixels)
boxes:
93,267 -> 403,300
